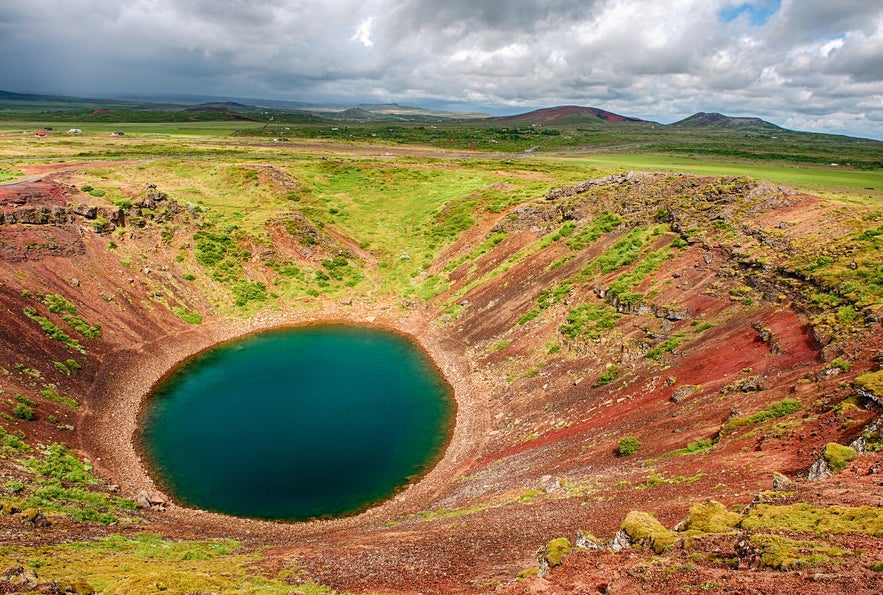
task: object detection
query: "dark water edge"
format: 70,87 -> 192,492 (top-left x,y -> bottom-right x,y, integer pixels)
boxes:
136,324 -> 454,521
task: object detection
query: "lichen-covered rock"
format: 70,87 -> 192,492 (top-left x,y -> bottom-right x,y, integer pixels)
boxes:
536,537 -> 571,577
20,508 -> 49,527
0,565 -> 40,591
617,510 -> 678,554
608,529 -> 633,553
772,471 -> 793,490
671,385 -> 698,403
575,529 -> 603,550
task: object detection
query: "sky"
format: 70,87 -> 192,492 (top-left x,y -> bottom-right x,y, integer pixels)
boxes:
2,0 -> 883,139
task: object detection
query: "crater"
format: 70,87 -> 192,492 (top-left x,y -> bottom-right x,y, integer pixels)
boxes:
136,324 -> 455,521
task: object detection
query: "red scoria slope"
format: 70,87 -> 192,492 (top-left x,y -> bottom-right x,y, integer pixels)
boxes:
0,167 -> 882,594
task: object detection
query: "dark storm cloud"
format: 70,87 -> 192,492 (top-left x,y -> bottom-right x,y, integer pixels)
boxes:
0,0 -> 881,138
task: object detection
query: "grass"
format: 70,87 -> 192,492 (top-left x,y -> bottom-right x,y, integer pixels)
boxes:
0,533 -> 304,595
721,398 -> 802,435
561,303 -> 619,340
22,308 -> 86,353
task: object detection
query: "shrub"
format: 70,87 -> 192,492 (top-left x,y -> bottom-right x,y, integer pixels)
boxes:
231,281 -> 267,307
594,365 -> 620,387
14,404 -> 35,421
618,436 -> 642,457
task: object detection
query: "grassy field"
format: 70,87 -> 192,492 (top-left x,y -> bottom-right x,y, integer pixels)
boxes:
564,154 -> 883,203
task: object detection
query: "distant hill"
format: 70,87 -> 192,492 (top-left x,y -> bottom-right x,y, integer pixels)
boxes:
671,112 -> 783,131
337,107 -> 377,120
490,106 -> 652,126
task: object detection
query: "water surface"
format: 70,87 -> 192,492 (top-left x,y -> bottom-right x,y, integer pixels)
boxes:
139,325 -> 453,521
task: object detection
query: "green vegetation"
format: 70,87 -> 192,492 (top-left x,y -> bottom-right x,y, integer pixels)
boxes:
721,398 -> 802,435
542,538 -> 572,567
659,438 -> 716,459
856,370 -> 883,398
743,503 -> 883,537
173,308 -> 203,325
678,500 -> 742,534
565,211 -> 622,250
13,403 -> 35,421
231,281 -> 268,307
40,385 -> 79,409
620,510 -> 679,554
561,303 -> 619,340
593,365 -> 620,387
0,533 -> 306,594
22,308 -> 85,353
749,534 -> 849,570
618,436 -> 642,457
822,443 -> 857,471
645,334 -> 683,360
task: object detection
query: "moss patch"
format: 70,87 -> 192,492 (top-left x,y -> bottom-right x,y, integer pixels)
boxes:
750,533 -> 849,570
621,510 -> 679,554
856,370 -> 883,398
822,442 -> 857,471
678,500 -> 743,534
742,503 -> 883,538
543,537 -> 572,567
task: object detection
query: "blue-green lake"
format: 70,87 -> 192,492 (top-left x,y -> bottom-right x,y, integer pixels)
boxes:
138,325 -> 453,521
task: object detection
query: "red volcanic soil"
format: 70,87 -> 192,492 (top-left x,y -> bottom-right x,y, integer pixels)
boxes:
0,169 -> 882,594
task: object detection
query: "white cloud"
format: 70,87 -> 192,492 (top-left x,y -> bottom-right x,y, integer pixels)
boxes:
352,17 -> 375,48
0,0 -> 881,138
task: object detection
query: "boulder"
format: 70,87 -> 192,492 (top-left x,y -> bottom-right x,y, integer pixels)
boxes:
134,489 -> 167,510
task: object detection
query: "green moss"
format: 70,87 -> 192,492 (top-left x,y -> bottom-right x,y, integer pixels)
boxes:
869,560 -> 883,572
40,386 -> 79,409
543,537 -> 572,567
621,510 -> 678,554
645,334 -> 683,360
749,533 -> 849,570
856,370 -> 883,398
823,442 -> 857,471
565,210 -> 621,250
660,438 -> 716,459
678,501 -> 743,533
742,503 -> 883,537
516,567 -> 539,579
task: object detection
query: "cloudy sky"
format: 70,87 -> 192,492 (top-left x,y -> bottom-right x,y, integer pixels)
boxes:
2,0 -> 882,138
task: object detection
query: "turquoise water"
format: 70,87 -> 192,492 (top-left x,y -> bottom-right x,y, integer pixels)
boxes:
138,325 -> 453,521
